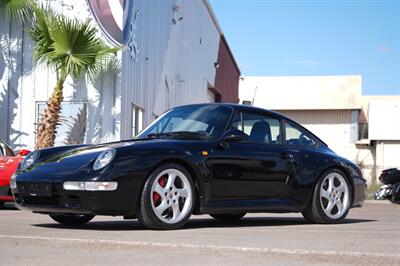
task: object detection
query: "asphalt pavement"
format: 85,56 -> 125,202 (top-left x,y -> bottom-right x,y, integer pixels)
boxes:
0,201 -> 399,265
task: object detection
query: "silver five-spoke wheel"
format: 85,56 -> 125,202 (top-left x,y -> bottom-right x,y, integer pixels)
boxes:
151,169 -> 193,224
319,172 -> 350,219
302,169 -> 352,224
138,163 -> 195,230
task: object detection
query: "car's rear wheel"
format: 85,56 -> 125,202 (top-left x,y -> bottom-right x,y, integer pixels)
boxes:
0,202 -> 4,208
302,169 -> 351,224
210,213 -> 246,221
49,214 -> 95,225
138,163 -> 195,230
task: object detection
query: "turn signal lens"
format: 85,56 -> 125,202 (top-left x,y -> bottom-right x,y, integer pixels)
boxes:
10,174 -> 17,189
85,182 -> 118,191
63,181 -> 118,191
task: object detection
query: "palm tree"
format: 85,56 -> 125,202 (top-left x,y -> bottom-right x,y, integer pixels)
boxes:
30,8 -> 118,148
0,0 -> 35,24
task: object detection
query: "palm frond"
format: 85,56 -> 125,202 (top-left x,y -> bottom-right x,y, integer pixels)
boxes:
29,6 -> 58,67
0,0 -> 35,24
30,11 -> 120,80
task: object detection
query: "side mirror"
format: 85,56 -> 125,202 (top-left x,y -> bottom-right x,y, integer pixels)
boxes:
17,149 -> 31,157
222,129 -> 248,142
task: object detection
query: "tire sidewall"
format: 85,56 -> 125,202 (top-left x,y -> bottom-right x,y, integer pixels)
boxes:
314,169 -> 352,223
49,214 -> 94,225
139,163 -> 195,230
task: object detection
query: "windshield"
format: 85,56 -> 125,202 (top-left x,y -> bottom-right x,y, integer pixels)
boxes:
136,105 -> 232,139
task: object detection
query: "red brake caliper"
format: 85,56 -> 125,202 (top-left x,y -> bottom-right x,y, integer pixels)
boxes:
153,176 -> 166,205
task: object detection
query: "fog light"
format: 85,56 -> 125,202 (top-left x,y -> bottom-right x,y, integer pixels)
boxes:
63,181 -> 118,191
10,174 -> 17,189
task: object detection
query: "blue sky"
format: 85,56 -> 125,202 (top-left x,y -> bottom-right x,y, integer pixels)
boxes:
210,0 -> 400,95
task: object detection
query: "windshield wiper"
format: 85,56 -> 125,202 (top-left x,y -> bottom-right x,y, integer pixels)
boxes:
148,131 -> 211,140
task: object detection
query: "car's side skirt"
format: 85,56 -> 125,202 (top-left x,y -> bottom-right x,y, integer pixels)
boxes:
200,198 -> 306,214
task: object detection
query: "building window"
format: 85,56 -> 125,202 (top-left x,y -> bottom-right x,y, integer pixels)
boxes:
132,104 -> 144,137
35,101 -> 87,146
359,123 -> 368,140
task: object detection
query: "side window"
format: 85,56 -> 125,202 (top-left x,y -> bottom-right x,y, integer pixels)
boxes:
285,121 -> 315,146
232,112 -> 281,144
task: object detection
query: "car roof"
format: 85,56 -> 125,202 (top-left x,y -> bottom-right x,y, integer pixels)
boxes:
175,103 -> 295,120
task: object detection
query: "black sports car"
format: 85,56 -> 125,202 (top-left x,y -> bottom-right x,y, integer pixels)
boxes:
11,104 -> 366,229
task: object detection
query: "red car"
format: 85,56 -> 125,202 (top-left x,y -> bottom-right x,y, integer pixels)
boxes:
0,139 -> 30,206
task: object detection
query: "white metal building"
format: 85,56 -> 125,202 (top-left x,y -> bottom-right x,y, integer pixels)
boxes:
0,0 -> 240,150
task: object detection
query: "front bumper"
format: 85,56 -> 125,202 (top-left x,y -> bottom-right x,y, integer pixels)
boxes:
12,180 -> 137,216
0,184 -> 14,202
352,176 -> 367,207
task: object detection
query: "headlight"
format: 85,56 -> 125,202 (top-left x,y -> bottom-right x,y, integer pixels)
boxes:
93,149 -> 116,170
20,151 -> 39,171
63,181 -> 118,191
10,174 -> 17,189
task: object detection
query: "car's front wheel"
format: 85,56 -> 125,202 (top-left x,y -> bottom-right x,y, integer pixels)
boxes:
138,163 -> 195,230
302,169 -> 352,224
49,214 -> 95,225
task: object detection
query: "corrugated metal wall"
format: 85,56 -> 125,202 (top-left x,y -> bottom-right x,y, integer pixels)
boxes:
121,0 -> 222,139
0,0 -> 121,150
214,36 -> 240,103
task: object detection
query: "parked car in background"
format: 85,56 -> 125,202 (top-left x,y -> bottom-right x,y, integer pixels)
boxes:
12,104 -> 366,229
0,139 -> 30,207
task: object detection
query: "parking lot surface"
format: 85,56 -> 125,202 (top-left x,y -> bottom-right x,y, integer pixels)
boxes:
0,202 -> 399,265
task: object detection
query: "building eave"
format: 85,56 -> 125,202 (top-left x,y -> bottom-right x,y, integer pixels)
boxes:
202,0 -> 241,74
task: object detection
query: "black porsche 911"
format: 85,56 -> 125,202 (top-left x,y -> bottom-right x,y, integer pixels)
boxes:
11,104 -> 366,229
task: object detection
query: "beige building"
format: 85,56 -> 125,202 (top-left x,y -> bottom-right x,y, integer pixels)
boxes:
239,75 -> 400,183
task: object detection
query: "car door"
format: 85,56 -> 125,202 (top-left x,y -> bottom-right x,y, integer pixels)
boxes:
208,110 -> 293,201
282,120 -> 320,189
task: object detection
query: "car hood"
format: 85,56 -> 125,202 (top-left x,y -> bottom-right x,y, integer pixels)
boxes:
37,141 -> 138,168
22,137 -> 205,176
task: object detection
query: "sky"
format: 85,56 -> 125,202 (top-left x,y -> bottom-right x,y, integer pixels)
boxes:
209,0 -> 400,95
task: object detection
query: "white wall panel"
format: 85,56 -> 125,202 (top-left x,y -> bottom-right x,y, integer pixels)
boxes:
239,75 -> 362,110
0,0 -> 121,150
369,101 -> 400,140
122,0 -> 221,139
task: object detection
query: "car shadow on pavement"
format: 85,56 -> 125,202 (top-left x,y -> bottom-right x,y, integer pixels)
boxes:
32,216 -> 376,231
0,203 -> 19,210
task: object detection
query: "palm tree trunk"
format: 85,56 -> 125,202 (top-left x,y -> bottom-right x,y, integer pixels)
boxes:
35,79 -> 64,149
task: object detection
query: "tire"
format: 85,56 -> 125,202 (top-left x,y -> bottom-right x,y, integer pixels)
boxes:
210,213 -> 246,221
137,163 -> 195,230
302,169 -> 352,224
49,214 -> 95,225
0,202 -> 4,208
